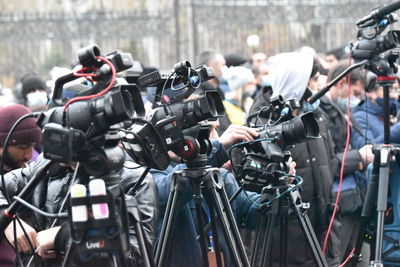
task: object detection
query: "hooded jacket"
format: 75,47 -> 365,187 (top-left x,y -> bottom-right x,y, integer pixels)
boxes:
0,154 -> 158,267
249,52 -> 340,266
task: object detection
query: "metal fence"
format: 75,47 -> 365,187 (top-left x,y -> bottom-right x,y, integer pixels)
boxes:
0,0 -> 392,88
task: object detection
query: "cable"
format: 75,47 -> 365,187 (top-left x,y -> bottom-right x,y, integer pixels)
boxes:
63,56 -> 117,113
322,56 -> 353,254
13,196 -> 68,218
339,248 -> 355,267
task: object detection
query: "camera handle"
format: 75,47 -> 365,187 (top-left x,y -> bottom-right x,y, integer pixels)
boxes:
308,60 -> 368,104
251,184 -> 328,267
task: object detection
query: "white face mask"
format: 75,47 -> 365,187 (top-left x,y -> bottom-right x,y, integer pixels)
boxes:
26,91 -> 48,108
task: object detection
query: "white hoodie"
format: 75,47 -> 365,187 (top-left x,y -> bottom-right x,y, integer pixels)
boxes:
268,52 -> 313,101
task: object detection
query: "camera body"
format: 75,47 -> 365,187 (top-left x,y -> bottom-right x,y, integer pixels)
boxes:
236,98 -> 319,193
123,61 -> 224,170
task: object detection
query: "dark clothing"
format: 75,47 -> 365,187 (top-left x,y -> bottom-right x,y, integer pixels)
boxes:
248,87 -> 341,266
151,140 -> 260,267
0,155 -> 158,267
0,158 -> 16,267
318,96 -> 369,264
318,96 -> 367,210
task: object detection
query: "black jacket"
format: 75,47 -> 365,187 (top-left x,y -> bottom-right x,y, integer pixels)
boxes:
248,87 -> 341,266
0,154 -> 158,267
318,96 -> 367,214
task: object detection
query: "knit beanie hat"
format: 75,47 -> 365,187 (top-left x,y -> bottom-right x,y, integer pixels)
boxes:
226,66 -> 255,92
21,75 -> 47,100
0,104 -> 42,146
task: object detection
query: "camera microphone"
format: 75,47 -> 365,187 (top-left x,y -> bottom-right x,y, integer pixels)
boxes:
356,1 -> 400,26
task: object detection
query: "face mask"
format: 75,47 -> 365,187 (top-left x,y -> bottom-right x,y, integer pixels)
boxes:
302,99 -> 320,112
337,95 -> 360,111
26,91 -> 48,108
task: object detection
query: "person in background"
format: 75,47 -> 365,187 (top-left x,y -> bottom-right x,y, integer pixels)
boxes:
197,50 -> 229,94
320,62 -> 374,265
20,74 -> 49,112
223,66 -> 257,125
0,104 -> 42,267
324,60 -> 366,112
325,47 -> 347,70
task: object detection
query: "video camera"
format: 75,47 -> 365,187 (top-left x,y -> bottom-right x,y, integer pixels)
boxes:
235,96 -> 319,193
351,8 -> 400,76
122,60 -> 225,170
37,44 -> 145,173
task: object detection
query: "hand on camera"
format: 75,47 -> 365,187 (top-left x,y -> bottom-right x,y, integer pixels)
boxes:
288,157 -> 296,176
5,219 -> 38,253
36,226 -> 61,259
219,124 -> 259,149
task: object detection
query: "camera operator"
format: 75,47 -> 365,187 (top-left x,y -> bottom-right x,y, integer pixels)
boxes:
249,52 -> 341,266
151,118 -> 296,267
0,104 -> 42,267
0,90 -> 158,267
318,62 -> 375,265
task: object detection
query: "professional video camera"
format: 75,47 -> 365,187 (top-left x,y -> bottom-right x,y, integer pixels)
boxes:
38,44 -> 145,171
121,60 -> 225,170
2,44 -> 151,266
234,96 -> 319,193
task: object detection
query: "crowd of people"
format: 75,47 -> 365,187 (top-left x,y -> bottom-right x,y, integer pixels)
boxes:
0,44 -> 398,267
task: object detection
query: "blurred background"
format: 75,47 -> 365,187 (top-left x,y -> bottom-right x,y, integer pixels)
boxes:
0,0 -> 391,89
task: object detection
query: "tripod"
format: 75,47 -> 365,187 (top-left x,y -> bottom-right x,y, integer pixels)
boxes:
352,75 -> 398,267
250,183 -> 328,267
154,143 -> 250,266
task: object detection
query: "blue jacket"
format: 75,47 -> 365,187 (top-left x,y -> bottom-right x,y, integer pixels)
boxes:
351,100 -> 400,149
151,140 -> 260,267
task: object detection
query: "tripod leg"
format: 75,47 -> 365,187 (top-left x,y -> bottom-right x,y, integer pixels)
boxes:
280,215 -> 288,267
352,154 -> 381,267
260,212 -> 276,267
155,172 -> 185,267
125,195 -> 155,267
251,214 -> 267,265
374,146 -> 391,264
61,240 -> 75,267
208,203 -> 224,267
290,190 -> 329,267
204,170 -> 250,267
192,180 -> 211,267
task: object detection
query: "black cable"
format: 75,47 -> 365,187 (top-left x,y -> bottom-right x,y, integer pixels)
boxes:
13,196 -> 68,218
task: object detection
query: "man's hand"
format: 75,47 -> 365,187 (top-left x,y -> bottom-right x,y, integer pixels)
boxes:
219,125 -> 259,149
36,226 -> 61,259
288,157 -> 296,176
4,219 -> 38,253
358,144 -> 374,166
